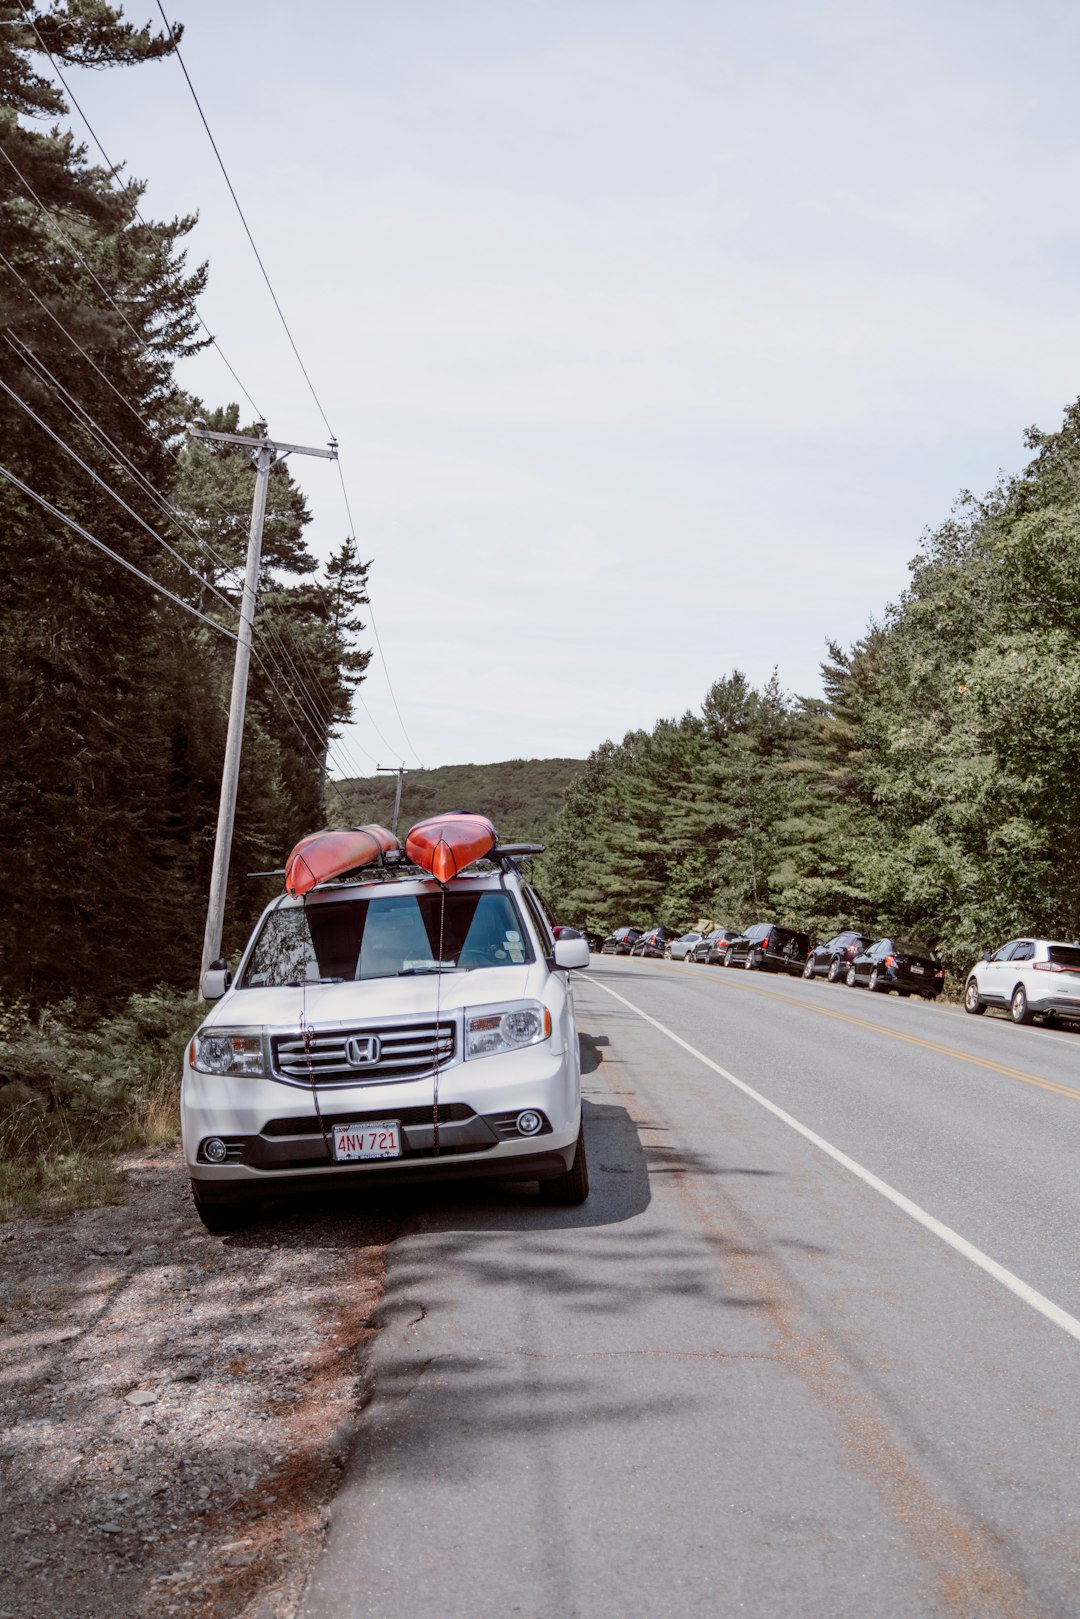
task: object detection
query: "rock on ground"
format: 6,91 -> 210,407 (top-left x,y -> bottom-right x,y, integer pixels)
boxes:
0,1147 -> 393,1619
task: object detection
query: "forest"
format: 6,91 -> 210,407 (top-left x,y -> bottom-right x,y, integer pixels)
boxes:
0,4 -> 369,1011
535,403 -> 1080,979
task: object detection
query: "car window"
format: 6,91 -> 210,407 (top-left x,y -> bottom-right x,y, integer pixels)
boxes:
991,940 -> 1018,962
895,939 -> 933,958
241,892 -> 534,986
1048,945 -> 1080,969
1010,941 -> 1035,962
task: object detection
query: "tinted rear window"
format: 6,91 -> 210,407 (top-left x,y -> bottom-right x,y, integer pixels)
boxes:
895,939 -> 934,958
1048,946 -> 1080,969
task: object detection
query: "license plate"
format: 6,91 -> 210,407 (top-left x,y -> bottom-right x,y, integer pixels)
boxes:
910,965 -> 924,975
332,1121 -> 401,1162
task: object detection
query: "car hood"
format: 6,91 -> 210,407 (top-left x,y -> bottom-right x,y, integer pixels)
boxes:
200,963 -> 546,1030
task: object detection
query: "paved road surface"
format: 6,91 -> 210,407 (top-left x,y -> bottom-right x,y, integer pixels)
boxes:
299,958 -> 1079,1618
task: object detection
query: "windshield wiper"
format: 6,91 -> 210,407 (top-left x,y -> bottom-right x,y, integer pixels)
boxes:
285,976 -> 345,986
397,965 -> 459,975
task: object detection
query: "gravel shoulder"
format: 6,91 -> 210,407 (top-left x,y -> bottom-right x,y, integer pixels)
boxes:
0,1146 -> 394,1619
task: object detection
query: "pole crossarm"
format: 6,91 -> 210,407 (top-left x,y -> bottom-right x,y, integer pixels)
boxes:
186,424 -> 337,459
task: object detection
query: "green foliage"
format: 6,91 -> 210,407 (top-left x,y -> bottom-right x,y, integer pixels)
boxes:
540,395 -> 1080,975
0,985 -> 199,1214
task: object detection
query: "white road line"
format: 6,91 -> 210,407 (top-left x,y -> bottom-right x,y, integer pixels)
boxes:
588,975 -> 1080,1345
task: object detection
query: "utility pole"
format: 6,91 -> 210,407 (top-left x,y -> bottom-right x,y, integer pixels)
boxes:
191,420 -> 337,981
377,763 -> 410,838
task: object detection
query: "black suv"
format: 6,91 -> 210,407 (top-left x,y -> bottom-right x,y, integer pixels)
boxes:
601,927 -> 642,956
631,926 -> 677,958
725,923 -> 811,975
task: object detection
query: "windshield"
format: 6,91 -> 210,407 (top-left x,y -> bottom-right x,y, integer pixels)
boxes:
240,891 -> 534,987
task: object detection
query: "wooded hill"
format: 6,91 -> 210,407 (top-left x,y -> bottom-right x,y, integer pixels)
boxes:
535,400 -> 1080,978
332,758 -> 585,846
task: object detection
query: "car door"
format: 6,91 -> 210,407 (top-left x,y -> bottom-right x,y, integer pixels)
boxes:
1006,939 -> 1036,1002
981,940 -> 1020,1004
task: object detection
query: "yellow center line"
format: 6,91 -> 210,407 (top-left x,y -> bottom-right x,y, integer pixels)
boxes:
650,964 -> 1080,1102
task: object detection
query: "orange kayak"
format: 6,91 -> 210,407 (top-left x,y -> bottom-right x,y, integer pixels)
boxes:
405,812 -> 497,883
284,824 -> 398,896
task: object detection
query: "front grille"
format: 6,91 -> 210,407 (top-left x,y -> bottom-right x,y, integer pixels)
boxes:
270,1019 -> 456,1087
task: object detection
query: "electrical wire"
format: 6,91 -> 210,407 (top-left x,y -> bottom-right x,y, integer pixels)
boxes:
1,87 -> 415,775
0,459 -> 237,638
14,0 -> 264,419
145,5 -> 425,771
152,0 -> 335,441
0,368 -> 239,608
334,454 -> 426,769
1,345 -> 368,782
2,327 -> 376,779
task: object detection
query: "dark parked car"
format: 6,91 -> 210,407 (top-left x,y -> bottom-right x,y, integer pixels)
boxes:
668,931 -> 704,961
804,930 -> 874,982
631,927 -> 677,958
601,927 -> 642,956
846,937 -> 944,999
725,923 -> 811,975
689,927 -> 739,964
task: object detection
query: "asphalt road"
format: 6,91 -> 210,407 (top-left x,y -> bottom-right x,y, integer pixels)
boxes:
298,957 -> 1079,1619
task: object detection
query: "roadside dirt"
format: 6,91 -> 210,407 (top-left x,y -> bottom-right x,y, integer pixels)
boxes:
0,1146 -> 395,1619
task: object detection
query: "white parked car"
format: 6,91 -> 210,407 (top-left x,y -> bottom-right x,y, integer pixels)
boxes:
963,937 -> 1080,1025
183,864 -> 591,1230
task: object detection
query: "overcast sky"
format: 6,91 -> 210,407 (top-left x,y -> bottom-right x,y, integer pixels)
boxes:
57,0 -> 1080,770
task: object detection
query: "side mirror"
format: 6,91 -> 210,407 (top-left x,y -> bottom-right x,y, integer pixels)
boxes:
981,950 -> 990,963
200,959 -> 232,1001
553,936 -> 590,970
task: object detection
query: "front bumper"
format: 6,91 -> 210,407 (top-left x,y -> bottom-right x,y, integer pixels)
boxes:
182,1040 -> 580,1192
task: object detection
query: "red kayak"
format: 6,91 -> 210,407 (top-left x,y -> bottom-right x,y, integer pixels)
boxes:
284,824 -> 398,896
405,812 -> 497,883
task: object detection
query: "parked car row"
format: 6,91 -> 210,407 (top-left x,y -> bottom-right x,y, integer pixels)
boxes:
601,918 -> 1080,1026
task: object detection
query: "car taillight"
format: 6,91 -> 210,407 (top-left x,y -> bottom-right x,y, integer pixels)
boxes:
885,955 -> 896,967
935,968 -> 945,977
1033,962 -> 1066,973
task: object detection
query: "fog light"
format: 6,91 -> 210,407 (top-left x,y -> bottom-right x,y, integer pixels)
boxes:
203,1137 -> 228,1164
516,1110 -> 543,1137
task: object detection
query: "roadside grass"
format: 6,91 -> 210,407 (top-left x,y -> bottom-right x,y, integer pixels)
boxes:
0,990 -> 198,1219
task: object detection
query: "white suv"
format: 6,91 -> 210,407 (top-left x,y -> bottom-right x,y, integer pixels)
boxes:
963,937 -> 1080,1025
183,865 -> 591,1230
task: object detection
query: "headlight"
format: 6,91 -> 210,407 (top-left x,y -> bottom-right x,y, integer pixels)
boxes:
190,1030 -> 265,1077
465,1001 -> 551,1059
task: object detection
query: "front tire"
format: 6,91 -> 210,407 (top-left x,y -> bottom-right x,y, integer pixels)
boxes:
826,957 -> 843,983
539,1122 -> 589,1206
846,965 -> 858,987
803,958 -> 816,980
964,979 -> 985,1016
1010,985 -> 1034,1026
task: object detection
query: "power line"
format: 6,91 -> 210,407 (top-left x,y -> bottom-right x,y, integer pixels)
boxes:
0,460 -> 237,638
14,0 -> 264,419
145,6 -> 425,771
0,366 -> 238,609
1,104 -> 417,776
333,457 -> 426,769
152,0 -> 335,440
6,331 -> 245,591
